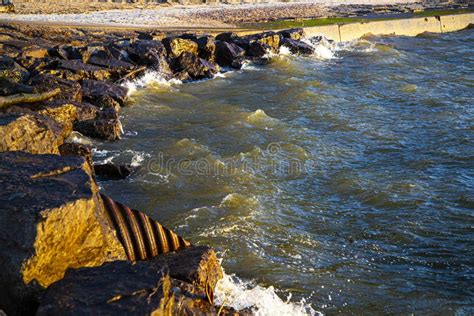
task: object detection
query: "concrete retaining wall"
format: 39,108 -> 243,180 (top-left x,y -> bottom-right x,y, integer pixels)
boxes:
301,13 -> 473,42
440,13 -> 474,32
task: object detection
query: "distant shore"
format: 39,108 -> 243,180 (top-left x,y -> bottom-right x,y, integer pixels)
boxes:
2,1 -> 470,30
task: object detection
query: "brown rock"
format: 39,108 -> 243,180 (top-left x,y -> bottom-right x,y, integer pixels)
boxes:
0,151 -> 127,315
0,78 -> 33,96
36,103 -> 77,138
248,41 -> 271,58
0,55 -> 29,83
87,56 -> 134,78
58,59 -> 111,81
59,141 -> 93,166
215,41 -> 246,68
164,37 -> 199,58
178,52 -> 219,80
37,246 -> 223,315
0,113 -> 64,154
74,117 -> 122,141
81,79 -> 128,106
126,40 -> 166,67
29,74 -> 82,102
22,46 -> 49,59
197,35 -> 217,62
278,28 -> 305,41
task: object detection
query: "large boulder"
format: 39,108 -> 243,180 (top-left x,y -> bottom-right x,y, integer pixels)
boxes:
126,40 -> 167,67
215,32 -> 239,43
177,52 -> 219,80
34,103 -> 77,139
163,37 -> 199,58
81,79 -> 128,106
248,41 -> 271,58
74,117 -> 122,141
0,113 -> 65,154
0,151 -> 127,315
37,246 -> 223,315
215,41 -> 246,68
280,38 -> 315,55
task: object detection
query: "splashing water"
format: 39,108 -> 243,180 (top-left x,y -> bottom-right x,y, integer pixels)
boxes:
215,271 -> 320,316
97,30 -> 474,314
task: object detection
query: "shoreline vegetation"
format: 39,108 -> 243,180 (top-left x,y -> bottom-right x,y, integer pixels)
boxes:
0,7 -> 473,315
241,8 -> 474,30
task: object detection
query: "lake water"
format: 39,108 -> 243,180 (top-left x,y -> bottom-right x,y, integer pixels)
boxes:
95,29 -> 474,315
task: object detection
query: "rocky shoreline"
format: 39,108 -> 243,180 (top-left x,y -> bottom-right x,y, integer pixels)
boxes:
0,23 -> 316,315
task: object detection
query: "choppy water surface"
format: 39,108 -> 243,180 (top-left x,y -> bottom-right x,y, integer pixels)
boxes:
96,29 -> 474,315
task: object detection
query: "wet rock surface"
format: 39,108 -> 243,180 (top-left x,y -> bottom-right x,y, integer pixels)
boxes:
94,162 -> 134,179
0,151 -> 127,315
37,246 -> 223,315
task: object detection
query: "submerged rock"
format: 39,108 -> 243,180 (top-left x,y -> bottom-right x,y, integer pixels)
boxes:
37,246 -> 223,315
0,151 -> 127,315
0,113 -> 64,154
94,162 -> 133,180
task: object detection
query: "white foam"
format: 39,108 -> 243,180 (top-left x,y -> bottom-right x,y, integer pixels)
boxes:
215,271 -> 320,316
123,70 -> 182,95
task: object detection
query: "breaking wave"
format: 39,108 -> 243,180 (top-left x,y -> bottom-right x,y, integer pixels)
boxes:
215,271 -> 319,316
123,70 -> 182,95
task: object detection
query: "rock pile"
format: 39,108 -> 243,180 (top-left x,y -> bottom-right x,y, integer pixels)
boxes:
0,23 -> 314,315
